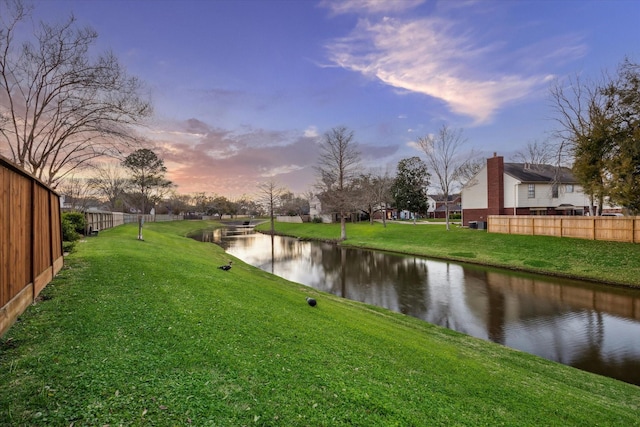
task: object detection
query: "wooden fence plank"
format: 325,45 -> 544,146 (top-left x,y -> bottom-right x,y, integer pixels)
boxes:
1,156 -> 62,336
488,215 -> 640,244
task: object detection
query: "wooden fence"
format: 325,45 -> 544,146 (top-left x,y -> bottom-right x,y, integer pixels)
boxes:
488,215 -> 640,243
1,156 -> 63,337
83,211 -> 183,235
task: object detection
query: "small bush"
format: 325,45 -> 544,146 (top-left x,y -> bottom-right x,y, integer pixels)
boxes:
62,212 -> 85,241
312,216 -> 323,223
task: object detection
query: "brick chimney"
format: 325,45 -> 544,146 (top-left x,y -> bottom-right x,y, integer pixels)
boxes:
487,154 -> 504,216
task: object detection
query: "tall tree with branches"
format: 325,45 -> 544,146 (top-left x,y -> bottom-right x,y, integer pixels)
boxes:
0,1 -> 152,187
122,148 -> 171,214
315,126 -> 361,240
550,74 -> 610,215
122,148 -> 171,240
257,178 -> 285,234
416,124 -> 469,230
391,157 -> 430,225
603,59 -> 640,214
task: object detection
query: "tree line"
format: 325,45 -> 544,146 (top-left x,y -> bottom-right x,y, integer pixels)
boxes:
2,0 -> 638,227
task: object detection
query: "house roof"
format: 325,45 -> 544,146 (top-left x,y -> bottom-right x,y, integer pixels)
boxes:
503,163 -> 577,183
435,204 -> 461,212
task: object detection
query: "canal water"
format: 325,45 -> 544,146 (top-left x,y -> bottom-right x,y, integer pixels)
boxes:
193,227 -> 640,386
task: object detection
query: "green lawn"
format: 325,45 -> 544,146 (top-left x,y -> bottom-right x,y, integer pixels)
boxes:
258,221 -> 640,287
1,221 -> 639,426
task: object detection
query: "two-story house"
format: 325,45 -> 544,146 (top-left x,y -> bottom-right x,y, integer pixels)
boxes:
461,154 -> 590,226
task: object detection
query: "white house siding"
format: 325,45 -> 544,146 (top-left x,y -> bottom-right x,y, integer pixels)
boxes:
504,175 -> 520,209
461,167 -> 487,209
511,181 -> 590,208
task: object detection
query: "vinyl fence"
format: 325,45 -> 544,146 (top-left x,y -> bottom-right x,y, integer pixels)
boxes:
84,211 -> 182,235
1,156 -> 63,337
488,215 -> 640,243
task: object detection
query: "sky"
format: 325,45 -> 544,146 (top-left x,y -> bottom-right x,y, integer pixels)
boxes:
24,0 -> 640,198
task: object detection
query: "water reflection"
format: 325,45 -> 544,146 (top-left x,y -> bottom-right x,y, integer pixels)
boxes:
194,228 -> 640,386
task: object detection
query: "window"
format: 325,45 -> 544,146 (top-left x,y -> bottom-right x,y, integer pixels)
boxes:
552,184 -> 559,198
566,184 -> 574,193
528,184 -> 535,198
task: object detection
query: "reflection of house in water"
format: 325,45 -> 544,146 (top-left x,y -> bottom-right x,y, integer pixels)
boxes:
462,268 -> 640,384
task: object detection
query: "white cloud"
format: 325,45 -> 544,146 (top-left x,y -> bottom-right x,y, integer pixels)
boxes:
304,125 -> 319,138
319,0 -> 425,15
325,16 -> 563,124
259,164 -> 305,178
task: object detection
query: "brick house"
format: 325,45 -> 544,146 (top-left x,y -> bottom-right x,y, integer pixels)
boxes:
432,194 -> 461,219
461,154 -> 590,226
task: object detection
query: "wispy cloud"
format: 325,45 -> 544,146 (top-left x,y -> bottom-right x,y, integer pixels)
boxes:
319,0 -> 425,15
324,12 -> 584,124
147,120 -> 321,195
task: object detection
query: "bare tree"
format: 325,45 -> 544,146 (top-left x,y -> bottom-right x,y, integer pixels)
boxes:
549,75 -> 609,215
315,126 -> 361,240
416,124 -> 469,230
0,1 -> 152,187
257,178 -> 285,234
355,169 -> 393,226
510,139 -> 556,166
59,175 -> 95,211
453,156 -> 485,187
87,162 -> 130,211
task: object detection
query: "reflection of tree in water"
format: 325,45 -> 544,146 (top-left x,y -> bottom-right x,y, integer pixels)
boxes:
571,314 -> 640,385
311,245 -> 429,313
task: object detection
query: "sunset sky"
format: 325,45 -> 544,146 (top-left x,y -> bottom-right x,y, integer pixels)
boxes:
27,0 -> 640,198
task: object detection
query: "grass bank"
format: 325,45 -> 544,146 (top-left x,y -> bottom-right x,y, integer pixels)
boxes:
1,221 -> 639,426
257,221 -> 640,287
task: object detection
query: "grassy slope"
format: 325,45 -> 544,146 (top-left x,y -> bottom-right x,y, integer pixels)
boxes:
0,221 -> 638,426
259,221 -> 640,287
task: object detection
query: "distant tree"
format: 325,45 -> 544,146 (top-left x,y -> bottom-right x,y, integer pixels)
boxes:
510,140 -> 556,166
87,163 -> 130,211
315,126 -> 361,240
208,196 -> 235,217
164,192 -> 191,215
257,179 -> 285,234
59,176 -> 96,211
190,192 -> 209,213
391,157 -> 430,224
122,149 -> 172,215
279,191 -> 309,216
416,124 -> 469,230
0,1 -> 152,187
354,169 -> 393,226
454,157 -> 485,187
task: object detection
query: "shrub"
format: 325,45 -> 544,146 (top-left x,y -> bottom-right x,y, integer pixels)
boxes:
312,216 -> 323,223
62,212 -> 85,241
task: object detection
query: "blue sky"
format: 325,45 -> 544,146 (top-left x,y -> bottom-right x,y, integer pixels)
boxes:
29,0 -> 640,197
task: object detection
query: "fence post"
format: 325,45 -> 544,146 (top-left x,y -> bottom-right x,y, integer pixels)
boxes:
30,180 -> 36,302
